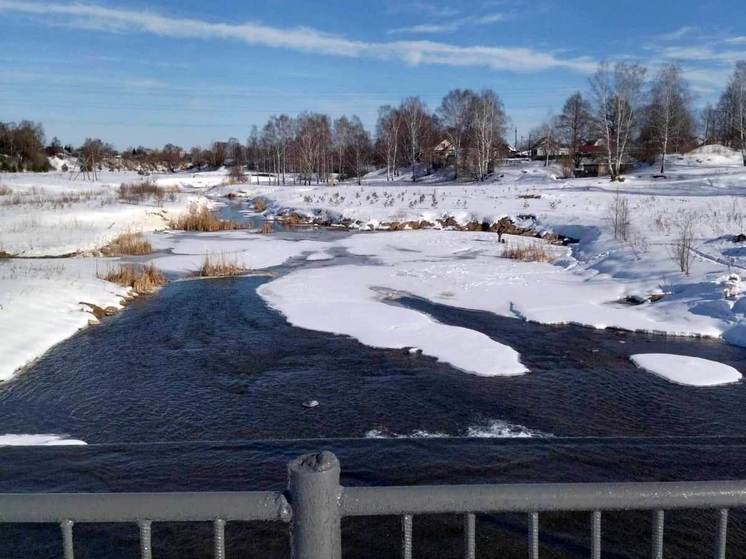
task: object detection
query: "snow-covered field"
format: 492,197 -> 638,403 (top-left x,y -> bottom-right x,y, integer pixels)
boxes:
2,147 -> 746,399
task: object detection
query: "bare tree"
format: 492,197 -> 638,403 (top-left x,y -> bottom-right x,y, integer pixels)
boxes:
727,62 -> 746,165
348,116 -> 371,185
376,106 -> 401,181
647,64 -> 693,174
590,62 -> 646,180
400,97 -> 428,182
437,89 -> 475,180
558,92 -> 592,170
470,89 -> 507,180
608,188 -> 631,241
161,144 -> 184,172
333,116 -> 352,178
671,211 -> 696,275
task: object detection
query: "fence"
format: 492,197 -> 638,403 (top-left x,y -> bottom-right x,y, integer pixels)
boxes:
1,450 -> 745,558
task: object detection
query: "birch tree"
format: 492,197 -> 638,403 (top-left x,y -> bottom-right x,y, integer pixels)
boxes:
558,92 -> 592,168
437,89 -> 475,180
648,64 -> 693,174
590,62 -> 646,180
375,106 -> 401,181
470,89 -> 507,180
400,97 -> 428,182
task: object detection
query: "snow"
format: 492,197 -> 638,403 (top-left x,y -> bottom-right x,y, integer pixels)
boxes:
365,419 -> 552,439
259,261 -> 529,377
257,229 -> 730,375
630,354 -> 742,387
0,434 -> 87,446
148,230 -> 329,274
4,148 -> 746,385
0,170 -> 209,257
0,258 -> 130,381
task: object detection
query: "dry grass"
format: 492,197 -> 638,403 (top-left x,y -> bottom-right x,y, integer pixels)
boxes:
501,242 -> 553,262
169,206 -> 242,232
253,197 -> 269,212
101,231 -> 152,256
227,165 -> 248,184
119,180 -> 176,204
260,222 -> 273,235
198,253 -> 247,278
0,184 -> 12,196
98,264 -> 166,294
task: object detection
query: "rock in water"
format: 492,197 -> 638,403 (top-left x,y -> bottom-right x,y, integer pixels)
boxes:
302,400 -> 319,409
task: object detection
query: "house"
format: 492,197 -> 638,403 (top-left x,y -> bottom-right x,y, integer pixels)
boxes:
576,156 -> 634,177
528,137 -> 570,159
578,139 -> 606,157
432,139 -> 455,168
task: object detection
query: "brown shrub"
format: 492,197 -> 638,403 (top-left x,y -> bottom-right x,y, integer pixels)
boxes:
198,253 -> 247,277
119,180 -> 174,204
501,243 -> 553,262
260,222 -> 273,235
98,264 -> 166,294
253,197 -> 269,212
0,184 -> 12,196
228,165 -> 248,184
169,206 -> 242,232
101,231 -> 152,256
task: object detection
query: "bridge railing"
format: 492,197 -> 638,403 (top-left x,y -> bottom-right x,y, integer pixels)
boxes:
1,450 -> 744,558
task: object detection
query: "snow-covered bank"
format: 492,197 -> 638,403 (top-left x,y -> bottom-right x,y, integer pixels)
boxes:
0,170 -> 210,257
0,434 -> 87,446
259,263 -> 528,377
630,354 -> 742,387
0,169 -> 227,381
256,230 -> 738,377
147,230 -> 330,274
0,258 -> 129,381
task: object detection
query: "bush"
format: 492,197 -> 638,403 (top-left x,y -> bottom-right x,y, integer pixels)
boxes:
228,165 -> 248,184
253,197 -> 269,212
501,242 -> 553,262
0,184 -> 12,196
119,180 -> 172,204
97,264 -> 166,294
101,231 -> 152,256
169,206 -> 242,232
198,253 -> 246,277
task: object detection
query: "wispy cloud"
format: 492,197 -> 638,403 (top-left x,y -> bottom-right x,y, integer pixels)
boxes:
658,26 -> 697,41
384,1 -> 461,18
724,36 -> 746,45
660,45 -> 745,65
0,1 -> 596,73
388,12 -> 507,34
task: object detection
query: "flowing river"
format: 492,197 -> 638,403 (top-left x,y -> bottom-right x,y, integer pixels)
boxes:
2,203 -> 746,557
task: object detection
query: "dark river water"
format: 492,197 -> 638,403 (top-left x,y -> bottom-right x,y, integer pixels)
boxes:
2,209 -> 746,557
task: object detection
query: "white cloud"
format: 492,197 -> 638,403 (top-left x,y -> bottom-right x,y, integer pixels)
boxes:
0,1 -> 595,73
658,26 -> 697,41
388,11 -> 507,34
660,45 -> 745,65
724,36 -> 746,45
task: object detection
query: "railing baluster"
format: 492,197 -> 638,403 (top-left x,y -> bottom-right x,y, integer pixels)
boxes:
715,508 -> 728,559
214,518 -> 226,559
529,512 -> 539,559
402,514 -> 413,559
591,511 -> 601,559
61,519 -> 74,559
139,519 -> 153,559
651,510 -> 664,559
464,513 -> 475,559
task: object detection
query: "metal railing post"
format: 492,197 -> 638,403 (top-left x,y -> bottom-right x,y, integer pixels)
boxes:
288,451 -> 342,559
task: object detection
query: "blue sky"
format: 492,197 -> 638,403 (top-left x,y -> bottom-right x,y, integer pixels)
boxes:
1,0 -> 744,149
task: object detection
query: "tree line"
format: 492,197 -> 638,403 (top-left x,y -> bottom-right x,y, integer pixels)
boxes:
2,60 -> 745,179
